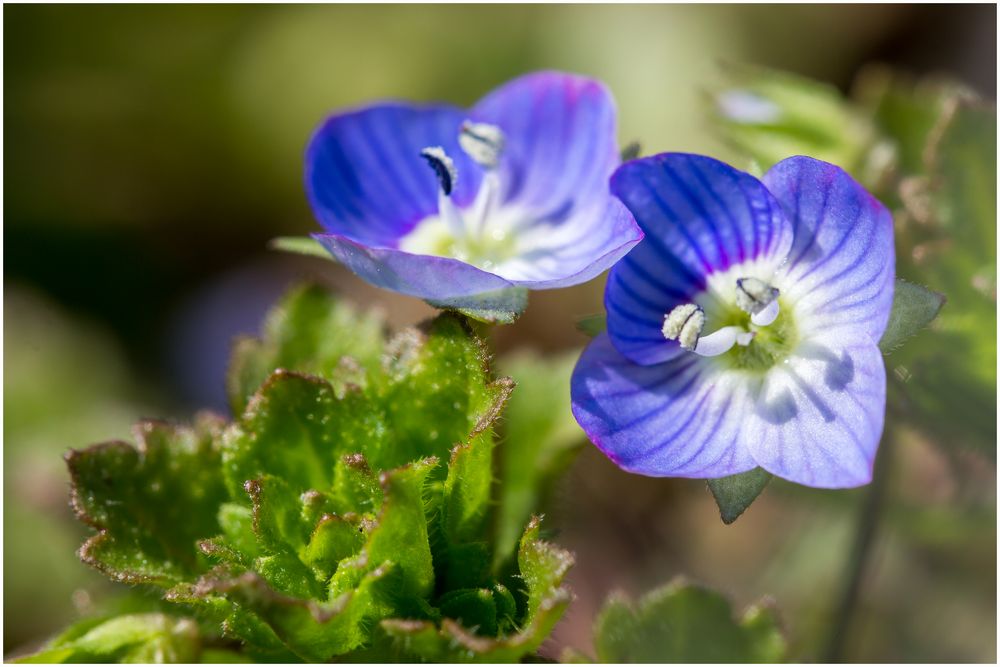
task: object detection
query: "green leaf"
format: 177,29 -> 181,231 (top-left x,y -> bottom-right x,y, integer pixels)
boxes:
222,371 -> 375,499
593,578 -> 786,663
575,314 -> 607,338
67,415 -> 229,585
268,235 -> 332,259
495,351 -> 585,564
375,314 -> 503,471
16,613 -> 203,663
227,283 -> 384,414
442,378 -> 514,546
59,284 -> 576,661
709,63 -> 881,183
381,516 -> 574,662
707,467 -> 773,525
878,279 -> 946,352
426,287 -> 528,325
858,72 -> 997,454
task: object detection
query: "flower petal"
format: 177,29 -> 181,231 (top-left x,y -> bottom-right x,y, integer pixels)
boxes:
306,103 -> 483,246
471,71 -> 620,218
606,153 -> 793,365
746,335 -> 886,488
469,72 -> 642,289
763,156 -> 895,343
494,197 -> 642,289
313,232 -> 514,303
571,334 -> 757,478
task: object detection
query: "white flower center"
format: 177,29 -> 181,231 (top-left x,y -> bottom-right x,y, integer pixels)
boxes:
662,277 -> 782,357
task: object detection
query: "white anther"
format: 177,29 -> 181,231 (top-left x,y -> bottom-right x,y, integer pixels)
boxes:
420,146 -> 457,196
751,298 -> 780,327
662,304 -> 705,351
735,330 -> 756,346
735,277 -> 779,315
459,121 -> 505,169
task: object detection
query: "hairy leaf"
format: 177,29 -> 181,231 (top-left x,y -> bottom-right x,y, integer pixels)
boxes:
380,516 -> 574,662
67,415 -> 229,586
593,579 -> 786,663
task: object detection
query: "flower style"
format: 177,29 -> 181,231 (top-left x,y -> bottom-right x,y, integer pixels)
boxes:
571,154 -> 895,488
305,72 -> 643,315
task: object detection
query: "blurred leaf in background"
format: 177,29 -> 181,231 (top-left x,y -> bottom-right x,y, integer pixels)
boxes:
4,287 -> 162,653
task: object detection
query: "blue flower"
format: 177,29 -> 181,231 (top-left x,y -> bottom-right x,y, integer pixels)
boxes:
571,154 -> 895,488
305,72 -> 643,314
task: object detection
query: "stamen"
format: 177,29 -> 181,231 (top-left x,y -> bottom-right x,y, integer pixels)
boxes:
751,298 -> 780,327
693,326 -> 747,357
420,147 -> 465,237
662,304 -> 705,351
420,147 -> 457,195
735,277 -> 779,315
459,121 -> 505,169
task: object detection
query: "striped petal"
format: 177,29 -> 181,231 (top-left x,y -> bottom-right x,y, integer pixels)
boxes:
471,71 -> 620,222
469,71 -> 642,289
490,196 -> 641,288
306,103 -> 483,246
764,156 -> 895,343
570,333 -> 757,478
312,232 -> 513,302
606,153 -> 793,365
745,333 -> 887,488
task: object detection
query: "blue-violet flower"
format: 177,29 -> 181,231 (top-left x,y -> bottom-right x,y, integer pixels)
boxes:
571,154 -> 895,488
305,71 -> 643,311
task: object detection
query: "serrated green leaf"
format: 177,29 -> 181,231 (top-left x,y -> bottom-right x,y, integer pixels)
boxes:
336,458 -> 437,602
593,579 -> 786,663
16,613 -> 202,664
442,378 -> 514,546
381,516 -> 573,662
227,284 -> 384,414
707,467 -> 773,525
426,287 -> 528,324
68,416 -> 229,586
268,236 -> 332,260
575,313 -> 607,338
222,371 -> 375,499
374,314 -> 501,470
495,352 -> 585,563
301,512 -> 365,580
878,279 -> 946,352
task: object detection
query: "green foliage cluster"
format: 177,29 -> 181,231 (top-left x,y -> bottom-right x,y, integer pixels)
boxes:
31,285 -> 575,662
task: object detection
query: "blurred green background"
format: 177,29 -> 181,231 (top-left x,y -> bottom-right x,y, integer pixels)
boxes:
4,4 -> 996,662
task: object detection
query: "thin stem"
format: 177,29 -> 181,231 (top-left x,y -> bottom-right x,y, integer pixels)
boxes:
822,435 -> 894,662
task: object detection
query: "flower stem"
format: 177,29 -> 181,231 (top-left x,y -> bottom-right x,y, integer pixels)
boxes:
822,436 -> 894,662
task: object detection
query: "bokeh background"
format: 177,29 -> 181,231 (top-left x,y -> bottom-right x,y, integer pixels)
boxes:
5,4 -> 996,662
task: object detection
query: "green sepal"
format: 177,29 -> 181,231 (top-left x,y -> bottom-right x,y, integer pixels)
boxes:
593,578 -> 787,663
574,314 -> 607,338
878,278 -> 946,353
268,236 -> 331,259
67,415 -> 229,586
426,287 -> 528,325
707,467 -> 773,525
